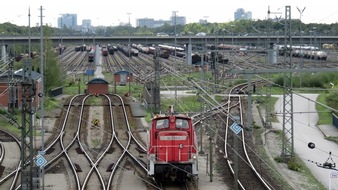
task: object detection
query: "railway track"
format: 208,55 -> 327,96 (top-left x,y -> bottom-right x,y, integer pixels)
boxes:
0,94 -> 150,190
223,83 -> 274,189
0,129 -> 21,190
156,180 -> 191,190
2,44 -> 337,189
43,94 -> 148,189
190,79 -> 276,189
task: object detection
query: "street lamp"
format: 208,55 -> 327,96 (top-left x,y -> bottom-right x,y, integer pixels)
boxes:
230,24 -> 235,47
309,30 -> 313,47
58,15 -> 64,46
312,27 -> 317,49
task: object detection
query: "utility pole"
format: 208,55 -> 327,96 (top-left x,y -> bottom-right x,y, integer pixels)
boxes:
153,46 -> 161,113
8,59 -> 14,112
59,15 -> 63,46
21,58 -> 39,190
210,45 -> 216,94
297,6 -> 306,87
127,13 -> 131,58
28,7 -> 31,58
127,12 -> 132,97
39,6 -> 46,189
199,121 -> 204,154
173,11 -> 178,109
246,74 -> 253,131
281,6 -> 293,159
20,7 -> 39,189
209,135 -> 213,182
128,74 -> 131,95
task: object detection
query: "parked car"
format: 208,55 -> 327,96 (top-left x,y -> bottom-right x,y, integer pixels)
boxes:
156,32 -> 169,37
196,32 -> 206,36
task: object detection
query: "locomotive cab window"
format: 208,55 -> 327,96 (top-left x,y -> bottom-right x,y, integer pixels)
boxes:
176,119 -> 189,129
156,119 -> 169,129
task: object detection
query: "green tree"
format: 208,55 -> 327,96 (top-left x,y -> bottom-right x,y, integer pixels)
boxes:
326,91 -> 338,114
42,25 -> 63,94
183,23 -> 207,35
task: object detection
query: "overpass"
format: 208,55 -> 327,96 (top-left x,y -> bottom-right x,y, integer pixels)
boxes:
2,35 -> 338,47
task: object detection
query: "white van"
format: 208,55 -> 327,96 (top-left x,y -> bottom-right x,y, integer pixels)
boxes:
196,32 -> 206,36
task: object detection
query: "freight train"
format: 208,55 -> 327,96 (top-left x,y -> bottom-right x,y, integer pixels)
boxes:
117,44 -> 138,57
292,46 -> 328,60
132,44 -> 169,58
107,44 -> 116,54
278,45 -> 328,60
158,44 -> 185,57
75,44 -> 87,52
148,47 -> 170,59
88,49 -> 95,62
147,106 -> 198,181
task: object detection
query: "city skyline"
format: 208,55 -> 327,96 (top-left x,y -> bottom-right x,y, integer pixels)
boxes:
1,0 -> 337,27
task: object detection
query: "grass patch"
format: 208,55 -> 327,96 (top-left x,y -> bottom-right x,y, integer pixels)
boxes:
254,95 -> 279,122
44,97 -> 60,111
326,136 -> 338,144
287,157 -> 302,171
86,96 -> 102,106
0,110 -> 25,136
316,93 -> 333,125
161,95 -> 204,113
92,138 -> 101,148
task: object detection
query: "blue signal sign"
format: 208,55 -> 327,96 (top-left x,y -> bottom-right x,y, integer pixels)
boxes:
230,123 -> 242,135
34,154 -> 47,168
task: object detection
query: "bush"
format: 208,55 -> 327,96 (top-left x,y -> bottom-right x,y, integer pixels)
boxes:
287,158 -> 302,171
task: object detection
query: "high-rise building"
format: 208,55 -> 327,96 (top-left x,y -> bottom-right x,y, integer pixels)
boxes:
199,19 -> 208,24
137,13 -> 186,28
82,19 -> 91,31
246,11 -> 252,20
58,14 -> 77,29
137,18 -> 175,28
137,18 -> 155,28
234,8 -> 252,21
171,16 -> 186,25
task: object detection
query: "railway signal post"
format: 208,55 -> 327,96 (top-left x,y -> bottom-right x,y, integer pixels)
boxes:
21,58 -> 40,189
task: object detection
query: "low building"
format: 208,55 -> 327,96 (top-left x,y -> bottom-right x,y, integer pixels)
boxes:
113,70 -> 134,86
86,77 -> 109,94
0,69 -> 42,110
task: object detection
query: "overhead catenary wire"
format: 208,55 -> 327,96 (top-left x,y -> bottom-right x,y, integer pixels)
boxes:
5,47 -> 336,189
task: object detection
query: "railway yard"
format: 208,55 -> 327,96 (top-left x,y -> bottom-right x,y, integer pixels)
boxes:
1,42 -> 338,190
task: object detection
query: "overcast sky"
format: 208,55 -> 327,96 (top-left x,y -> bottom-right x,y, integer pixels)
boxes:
1,0 -> 337,27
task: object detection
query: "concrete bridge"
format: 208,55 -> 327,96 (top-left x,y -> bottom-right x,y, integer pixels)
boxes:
2,35 -> 338,47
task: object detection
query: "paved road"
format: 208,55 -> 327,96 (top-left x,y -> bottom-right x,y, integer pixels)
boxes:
94,48 -> 105,79
274,94 -> 338,189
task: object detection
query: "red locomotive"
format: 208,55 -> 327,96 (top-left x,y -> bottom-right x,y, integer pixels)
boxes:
102,46 -> 108,56
147,106 -> 198,181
